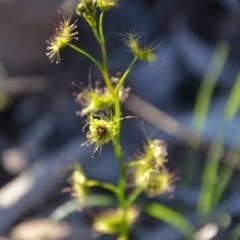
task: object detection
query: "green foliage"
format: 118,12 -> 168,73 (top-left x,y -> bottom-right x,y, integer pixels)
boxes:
145,203 -> 194,237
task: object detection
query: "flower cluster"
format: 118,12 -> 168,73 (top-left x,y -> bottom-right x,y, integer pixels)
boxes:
74,81 -> 130,116
76,0 -> 97,28
71,164 -> 89,203
76,0 -> 118,27
46,16 -> 78,64
97,0 -> 118,11
132,139 -> 174,197
82,113 -> 117,155
122,32 -> 159,62
93,207 -> 138,235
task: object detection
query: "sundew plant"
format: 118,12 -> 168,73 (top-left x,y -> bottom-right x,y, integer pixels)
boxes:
46,1 -> 189,239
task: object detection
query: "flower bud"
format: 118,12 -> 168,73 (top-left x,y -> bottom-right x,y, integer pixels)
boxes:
82,113 -> 117,154
76,0 -> 97,28
46,16 -> 78,64
97,0 -> 118,11
93,207 -> 138,234
122,32 -> 159,62
132,139 -> 175,197
74,81 -> 130,116
71,164 -> 89,203
144,170 -> 174,197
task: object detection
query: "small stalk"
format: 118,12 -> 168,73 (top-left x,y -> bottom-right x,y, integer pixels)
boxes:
87,180 -> 118,195
97,11 -> 130,239
127,187 -> 143,206
68,43 -> 102,71
116,57 -> 137,92
99,11 -> 108,69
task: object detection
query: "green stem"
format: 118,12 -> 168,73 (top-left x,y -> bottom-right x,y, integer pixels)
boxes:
92,27 -> 101,44
197,136 -> 224,221
212,161 -> 235,207
97,10 -> 130,239
68,43 -> 102,71
146,203 -> 194,238
125,160 -> 145,169
101,68 -> 120,119
184,41 -> 228,192
97,11 -> 120,123
97,33 -> 129,240
113,139 -> 129,239
212,70 -> 240,206
87,180 -> 118,195
100,70 -> 125,207
127,187 -> 143,206
99,11 -> 108,69
192,41 -> 229,136
116,57 -> 137,92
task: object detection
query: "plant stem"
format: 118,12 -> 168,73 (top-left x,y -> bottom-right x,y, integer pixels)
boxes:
112,110 -> 128,239
192,41 -> 229,135
197,136 -> 224,220
127,187 -> 143,206
125,160 -> 145,168
212,70 -> 240,206
185,42 -> 229,185
87,180 -> 118,195
116,57 -> 137,92
97,12 -> 130,239
68,43 -> 102,71
99,11 -> 108,69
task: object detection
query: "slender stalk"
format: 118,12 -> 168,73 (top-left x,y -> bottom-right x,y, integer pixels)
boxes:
212,160 -> 236,207
92,27 -> 101,44
87,180 -> 118,195
99,11 -> 108,69
185,42 -> 229,182
197,136 -> 224,220
146,203 -> 194,238
68,43 -> 102,71
112,105 -> 129,239
224,71 -> 240,122
198,68 -> 240,218
97,11 -> 120,123
97,11 -> 129,239
125,160 -> 145,169
192,41 -> 229,135
127,187 -> 143,206
212,70 -> 240,206
116,57 -> 137,92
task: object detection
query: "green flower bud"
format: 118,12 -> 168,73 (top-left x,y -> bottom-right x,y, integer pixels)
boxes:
81,113 -> 117,155
97,0 -> 118,11
143,170 -> 175,197
122,32 -> 159,62
74,81 -> 130,116
76,0 -> 97,28
93,207 -> 138,234
71,164 -> 89,203
46,15 -> 78,64
132,139 -> 175,197
134,139 -> 167,173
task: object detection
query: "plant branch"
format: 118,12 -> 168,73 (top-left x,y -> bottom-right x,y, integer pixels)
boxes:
116,57 -> 137,92
68,43 -> 102,71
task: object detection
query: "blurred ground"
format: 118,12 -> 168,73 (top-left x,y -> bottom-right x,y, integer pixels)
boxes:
1,0 -> 240,239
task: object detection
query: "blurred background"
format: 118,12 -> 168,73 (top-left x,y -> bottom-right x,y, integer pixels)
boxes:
1,0 -> 240,239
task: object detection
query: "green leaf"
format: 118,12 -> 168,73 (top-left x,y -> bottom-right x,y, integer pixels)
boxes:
145,203 -> 194,238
